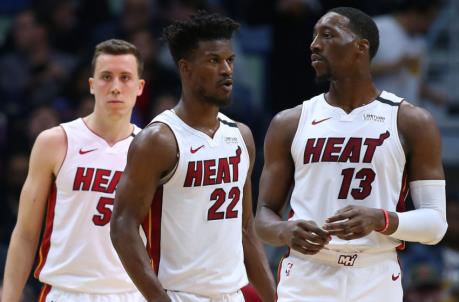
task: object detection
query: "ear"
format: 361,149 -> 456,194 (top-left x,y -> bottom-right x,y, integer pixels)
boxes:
88,77 -> 94,95
137,79 -> 146,96
357,39 -> 370,56
178,58 -> 191,77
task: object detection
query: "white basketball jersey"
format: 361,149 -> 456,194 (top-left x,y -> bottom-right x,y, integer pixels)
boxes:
290,91 -> 408,253
142,110 -> 250,297
35,118 -> 141,293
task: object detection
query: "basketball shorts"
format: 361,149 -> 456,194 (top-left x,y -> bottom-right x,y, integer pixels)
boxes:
277,250 -> 403,302
167,289 -> 245,302
39,284 -> 146,302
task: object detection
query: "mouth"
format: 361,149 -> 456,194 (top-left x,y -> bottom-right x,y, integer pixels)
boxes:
218,78 -> 233,92
311,54 -> 325,63
108,99 -> 124,103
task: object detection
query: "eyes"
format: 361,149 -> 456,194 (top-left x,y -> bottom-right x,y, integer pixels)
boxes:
209,56 -> 235,65
313,30 -> 334,40
100,73 -> 133,82
323,31 -> 333,39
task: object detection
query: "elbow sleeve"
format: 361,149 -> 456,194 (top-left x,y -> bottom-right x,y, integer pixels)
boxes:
390,180 -> 447,244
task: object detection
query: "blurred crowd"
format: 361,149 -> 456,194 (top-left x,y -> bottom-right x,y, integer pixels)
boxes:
0,0 -> 458,301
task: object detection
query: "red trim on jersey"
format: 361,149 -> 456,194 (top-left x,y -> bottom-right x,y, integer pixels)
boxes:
34,183 -> 57,279
275,253 -> 288,302
395,168 -> 409,251
142,186 -> 163,274
38,283 -> 52,302
288,209 -> 295,220
396,168 -> 409,212
141,209 -> 153,269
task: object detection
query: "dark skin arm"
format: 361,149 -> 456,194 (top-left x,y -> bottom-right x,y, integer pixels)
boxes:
255,107 -> 330,255
111,123 -> 177,302
323,101 -> 445,239
237,123 -> 276,302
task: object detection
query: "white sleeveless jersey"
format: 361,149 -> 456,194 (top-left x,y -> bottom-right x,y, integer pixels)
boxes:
290,91 -> 408,253
35,118 -> 141,293
142,110 -> 250,297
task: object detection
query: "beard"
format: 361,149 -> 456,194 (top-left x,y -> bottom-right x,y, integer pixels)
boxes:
313,59 -> 332,84
197,86 -> 232,107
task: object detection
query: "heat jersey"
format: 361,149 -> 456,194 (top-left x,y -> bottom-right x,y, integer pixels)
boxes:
34,118 -> 141,293
290,91 -> 408,253
143,110 -> 250,297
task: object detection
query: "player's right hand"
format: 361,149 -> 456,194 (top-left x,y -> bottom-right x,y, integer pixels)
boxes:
280,220 -> 331,255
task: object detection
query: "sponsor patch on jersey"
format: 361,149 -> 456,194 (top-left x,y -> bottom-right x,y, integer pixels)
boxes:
363,114 -> 385,123
224,136 -> 238,144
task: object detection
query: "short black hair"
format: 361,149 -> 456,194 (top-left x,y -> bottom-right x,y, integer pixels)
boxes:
162,11 -> 240,64
329,7 -> 379,59
91,39 -> 144,76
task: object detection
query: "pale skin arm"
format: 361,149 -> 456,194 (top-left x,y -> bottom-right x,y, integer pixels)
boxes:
237,123 -> 276,302
255,107 -> 330,255
111,123 -> 177,302
2,127 -> 66,302
324,101 -> 445,238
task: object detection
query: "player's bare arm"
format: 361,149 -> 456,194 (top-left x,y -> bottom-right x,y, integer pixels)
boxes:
2,127 -> 66,302
237,122 -> 276,302
255,106 -> 330,255
398,101 -> 444,181
324,101 -> 447,242
111,123 -> 177,302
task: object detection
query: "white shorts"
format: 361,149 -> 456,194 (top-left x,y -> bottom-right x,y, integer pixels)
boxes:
277,250 -> 403,302
39,284 -> 146,302
167,290 -> 245,302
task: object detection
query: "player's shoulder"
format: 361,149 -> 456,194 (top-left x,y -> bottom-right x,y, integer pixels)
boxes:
232,120 -> 252,139
217,112 -> 253,142
398,100 -> 437,129
263,104 -> 303,148
397,100 -> 440,154
35,125 -> 66,149
31,126 -> 67,171
140,121 -> 175,143
133,121 -> 177,155
270,104 -> 303,131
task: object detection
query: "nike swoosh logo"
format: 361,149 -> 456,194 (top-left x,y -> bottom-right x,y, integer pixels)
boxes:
312,117 -> 332,125
79,148 -> 98,155
312,117 -> 331,125
190,145 -> 205,154
392,273 -> 400,281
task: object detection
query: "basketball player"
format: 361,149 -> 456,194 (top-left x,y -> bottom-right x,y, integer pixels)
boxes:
255,7 -> 447,302
2,39 -> 146,302
110,12 -> 276,302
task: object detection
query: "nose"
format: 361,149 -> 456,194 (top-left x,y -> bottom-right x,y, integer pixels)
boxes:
110,78 -> 121,96
220,60 -> 233,77
310,35 -> 321,53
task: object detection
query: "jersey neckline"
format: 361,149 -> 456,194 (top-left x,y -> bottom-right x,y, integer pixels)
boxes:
78,118 -> 136,148
320,90 -> 385,116
167,110 -> 223,145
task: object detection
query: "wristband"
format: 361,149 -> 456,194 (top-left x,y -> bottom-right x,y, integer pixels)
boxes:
375,209 -> 389,233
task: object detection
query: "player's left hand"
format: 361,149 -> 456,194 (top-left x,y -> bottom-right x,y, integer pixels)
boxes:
322,205 -> 384,240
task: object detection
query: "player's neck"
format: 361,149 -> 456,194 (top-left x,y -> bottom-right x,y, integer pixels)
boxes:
326,79 -> 379,113
83,112 -> 133,146
173,98 -> 221,137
